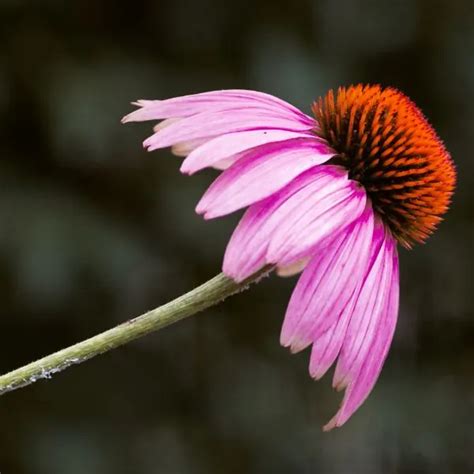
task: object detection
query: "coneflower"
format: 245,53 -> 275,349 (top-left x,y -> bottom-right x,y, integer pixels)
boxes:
123,85 -> 456,430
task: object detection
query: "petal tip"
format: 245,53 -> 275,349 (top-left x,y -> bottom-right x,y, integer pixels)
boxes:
322,418 -> 339,432
333,378 -> 349,392
194,200 -> 206,214
179,161 -> 196,175
279,326 -> 293,348
309,368 -> 326,381
142,136 -> 154,149
195,208 -> 206,217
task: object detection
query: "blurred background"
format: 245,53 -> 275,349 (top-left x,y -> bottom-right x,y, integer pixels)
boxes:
0,0 -> 473,472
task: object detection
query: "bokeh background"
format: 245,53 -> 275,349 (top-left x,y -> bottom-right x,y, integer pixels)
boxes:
1,0 -> 473,472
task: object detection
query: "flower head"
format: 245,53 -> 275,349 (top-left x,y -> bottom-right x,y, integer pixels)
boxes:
314,85 -> 455,248
123,85 -> 455,430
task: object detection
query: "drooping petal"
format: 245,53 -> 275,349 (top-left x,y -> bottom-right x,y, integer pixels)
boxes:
323,235 -> 399,430
223,167 -> 335,281
266,180 -> 367,267
180,129 -> 316,174
280,208 -> 374,353
222,196 -> 282,282
122,89 -> 312,123
332,223 -> 391,391
142,108 -> 314,152
308,213 -> 376,380
196,139 -> 334,219
309,294 -> 358,381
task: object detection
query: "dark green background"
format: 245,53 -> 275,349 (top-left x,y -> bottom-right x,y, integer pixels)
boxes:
1,0 -> 472,472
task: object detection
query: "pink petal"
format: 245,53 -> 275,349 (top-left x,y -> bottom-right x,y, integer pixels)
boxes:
223,167 -> 333,282
122,89 -> 312,123
142,108 -> 314,152
196,139 -> 334,219
280,208 -> 374,353
308,213 -> 377,380
309,296 -> 357,380
332,224 -> 392,391
266,181 -> 367,267
180,129 -> 316,174
324,236 -> 399,431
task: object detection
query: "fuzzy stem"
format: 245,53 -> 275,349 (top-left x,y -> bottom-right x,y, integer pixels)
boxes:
0,269 -> 269,396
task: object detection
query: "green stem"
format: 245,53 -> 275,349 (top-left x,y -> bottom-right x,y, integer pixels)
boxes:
0,269 -> 270,396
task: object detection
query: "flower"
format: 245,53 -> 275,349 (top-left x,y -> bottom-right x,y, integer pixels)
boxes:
123,85 -> 456,430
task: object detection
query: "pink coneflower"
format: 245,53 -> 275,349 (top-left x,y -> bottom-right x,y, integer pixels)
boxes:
123,85 -> 456,430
